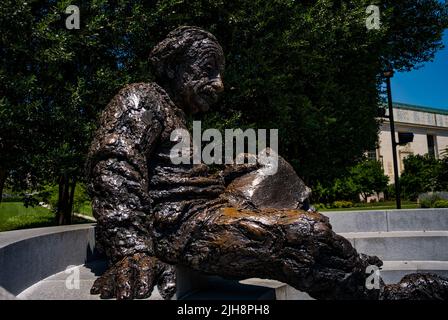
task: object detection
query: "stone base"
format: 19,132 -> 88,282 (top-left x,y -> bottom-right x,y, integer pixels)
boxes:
17,261 -> 277,300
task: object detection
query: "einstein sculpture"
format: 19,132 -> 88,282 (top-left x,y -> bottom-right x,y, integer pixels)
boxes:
86,26 -> 448,300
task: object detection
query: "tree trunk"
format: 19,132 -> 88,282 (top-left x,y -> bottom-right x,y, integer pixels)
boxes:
66,178 -> 77,225
60,176 -> 70,225
56,175 -> 76,225
361,192 -> 368,202
57,175 -> 69,225
55,175 -> 65,224
0,168 -> 7,203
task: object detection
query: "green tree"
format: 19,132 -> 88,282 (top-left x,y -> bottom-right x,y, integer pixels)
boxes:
0,1 -> 42,202
1,0 -> 127,222
400,154 -> 443,200
350,160 -> 389,201
30,0 -> 134,224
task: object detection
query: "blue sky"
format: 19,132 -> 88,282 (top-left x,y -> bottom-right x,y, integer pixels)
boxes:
391,31 -> 448,110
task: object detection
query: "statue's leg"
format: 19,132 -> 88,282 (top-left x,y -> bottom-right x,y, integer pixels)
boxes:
162,206 -> 381,300
165,207 -> 448,300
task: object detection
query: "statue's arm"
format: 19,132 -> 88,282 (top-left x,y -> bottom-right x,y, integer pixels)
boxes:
86,83 -> 176,299
87,83 -> 162,261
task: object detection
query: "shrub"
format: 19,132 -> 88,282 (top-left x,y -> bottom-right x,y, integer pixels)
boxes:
313,203 -> 327,211
433,200 -> 448,208
420,195 -> 443,208
331,200 -> 353,208
312,179 -> 359,204
384,183 -> 396,201
420,198 -> 433,208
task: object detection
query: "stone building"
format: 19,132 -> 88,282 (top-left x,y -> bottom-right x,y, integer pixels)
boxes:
371,102 -> 448,182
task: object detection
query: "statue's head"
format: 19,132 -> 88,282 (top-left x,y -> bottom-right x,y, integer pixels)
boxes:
150,26 -> 225,114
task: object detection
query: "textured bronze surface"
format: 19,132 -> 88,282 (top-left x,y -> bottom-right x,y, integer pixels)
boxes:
87,26 -> 448,300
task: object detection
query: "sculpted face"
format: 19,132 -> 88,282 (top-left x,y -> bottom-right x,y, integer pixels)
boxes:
173,40 -> 225,114
150,27 -> 226,114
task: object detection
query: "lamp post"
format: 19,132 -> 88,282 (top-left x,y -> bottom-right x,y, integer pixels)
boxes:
384,70 -> 401,209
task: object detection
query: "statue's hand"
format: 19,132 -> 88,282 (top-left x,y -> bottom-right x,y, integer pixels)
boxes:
221,154 -> 260,185
90,253 -> 176,300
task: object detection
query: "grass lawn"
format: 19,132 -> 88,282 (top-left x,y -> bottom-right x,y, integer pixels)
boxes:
77,202 -> 93,217
318,200 -> 419,212
0,202 -> 93,232
0,202 -> 55,232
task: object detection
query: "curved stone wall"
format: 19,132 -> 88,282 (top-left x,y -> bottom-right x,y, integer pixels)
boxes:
0,224 -> 97,295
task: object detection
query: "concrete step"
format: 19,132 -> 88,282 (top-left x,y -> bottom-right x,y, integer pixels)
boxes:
340,231 -> 448,261
324,208 -> 448,233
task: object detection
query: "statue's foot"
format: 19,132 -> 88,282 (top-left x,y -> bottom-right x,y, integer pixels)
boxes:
381,273 -> 448,300
90,253 -> 176,300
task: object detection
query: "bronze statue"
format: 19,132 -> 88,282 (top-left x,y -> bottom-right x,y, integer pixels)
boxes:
86,26 -> 448,300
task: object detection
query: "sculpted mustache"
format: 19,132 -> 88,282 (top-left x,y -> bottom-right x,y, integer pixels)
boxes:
193,80 -> 217,93
199,83 -> 218,95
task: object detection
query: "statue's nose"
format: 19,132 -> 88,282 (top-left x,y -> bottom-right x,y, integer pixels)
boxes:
212,75 -> 224,93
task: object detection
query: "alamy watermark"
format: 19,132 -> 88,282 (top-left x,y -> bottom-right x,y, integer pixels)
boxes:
170,121 -> 279,175
64,4 -> 381,31
65,265 -> 80,290
366,5 -> 381,30
65,5 -> 80,30
365,265 -> 381,290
